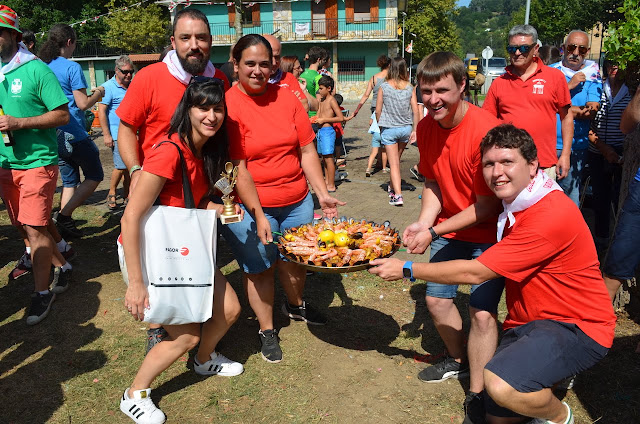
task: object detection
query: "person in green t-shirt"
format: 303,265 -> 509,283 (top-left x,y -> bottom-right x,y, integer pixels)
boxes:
300,46 -> 328,118
0,6 -> 71,326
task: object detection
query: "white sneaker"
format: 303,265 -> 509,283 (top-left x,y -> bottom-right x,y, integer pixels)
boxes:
194,352 -> 244,376
120,388 -> 166,424
527,402 -> 574,424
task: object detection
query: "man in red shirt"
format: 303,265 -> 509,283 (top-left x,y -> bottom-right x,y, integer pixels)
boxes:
117,8 -> 229,187
371,124 -> 615,424
403,52 -> 503,423
116,8 -> 228,353
483,25 -> 574,180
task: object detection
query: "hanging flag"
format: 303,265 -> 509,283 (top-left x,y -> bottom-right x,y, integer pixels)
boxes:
405,40 -> 413,53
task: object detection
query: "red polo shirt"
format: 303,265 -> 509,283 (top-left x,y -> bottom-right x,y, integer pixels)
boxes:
482,58 -> 571,168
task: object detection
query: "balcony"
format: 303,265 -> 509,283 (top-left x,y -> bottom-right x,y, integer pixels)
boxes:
212,17 -> 398,44
72,39 -> 165,59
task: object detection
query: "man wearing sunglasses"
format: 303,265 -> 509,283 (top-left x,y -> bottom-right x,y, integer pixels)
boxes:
99,55 -> 134,211
549,30 -> 602,206
116,8 -> 229,355
483,25 -> 573,181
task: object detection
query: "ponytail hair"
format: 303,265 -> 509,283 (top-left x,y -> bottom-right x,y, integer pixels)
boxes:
38,24 -> 76,64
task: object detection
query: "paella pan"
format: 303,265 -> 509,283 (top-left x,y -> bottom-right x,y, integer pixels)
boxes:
276,218 -> 402,274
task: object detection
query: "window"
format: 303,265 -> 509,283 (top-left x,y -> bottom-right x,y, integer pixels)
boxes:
338,57 -> 365,82
346,0 -> 379,24
228,3 -> 260,27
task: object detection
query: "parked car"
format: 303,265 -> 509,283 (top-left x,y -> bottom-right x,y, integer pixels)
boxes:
467,57 -> 479,78
484,57 -> 507,78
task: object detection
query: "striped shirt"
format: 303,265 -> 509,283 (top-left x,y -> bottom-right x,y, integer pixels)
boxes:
589,82 -> 631,155
378,81 -> 414,128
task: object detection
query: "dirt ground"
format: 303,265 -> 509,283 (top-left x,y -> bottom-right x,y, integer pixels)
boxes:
1,103 -> 640,423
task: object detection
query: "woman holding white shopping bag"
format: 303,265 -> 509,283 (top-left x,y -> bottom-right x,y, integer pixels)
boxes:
119,78 -> 268,424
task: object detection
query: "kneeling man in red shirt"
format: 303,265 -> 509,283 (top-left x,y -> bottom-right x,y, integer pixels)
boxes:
370,123 -> 616,424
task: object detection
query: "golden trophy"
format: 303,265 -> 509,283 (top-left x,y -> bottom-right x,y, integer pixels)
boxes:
214,162 -> 242,224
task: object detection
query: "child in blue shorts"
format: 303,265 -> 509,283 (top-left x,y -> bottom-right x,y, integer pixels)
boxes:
314,75 -> 346,192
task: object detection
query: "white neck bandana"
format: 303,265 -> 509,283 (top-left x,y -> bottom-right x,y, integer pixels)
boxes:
497,170 -> 563,241
0,42 -> 37,82
554,59 -> 601,83
162,49 -> 216,85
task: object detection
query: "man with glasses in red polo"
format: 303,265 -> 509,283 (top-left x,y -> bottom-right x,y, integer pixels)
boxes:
483,24 -> 574,181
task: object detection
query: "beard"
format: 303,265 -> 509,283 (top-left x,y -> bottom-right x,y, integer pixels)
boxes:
179,51 -> 210,75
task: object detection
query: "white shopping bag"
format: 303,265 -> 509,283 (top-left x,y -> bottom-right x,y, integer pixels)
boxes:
118,206 -> 217,325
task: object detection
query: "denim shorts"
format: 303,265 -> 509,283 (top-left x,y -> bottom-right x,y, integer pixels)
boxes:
371,132 -> 382,148
219,192 -> 314,274
59,138 -> 104,187
316,126 -> 336,156
604,178 -> 640,279
426,237 -> 504,313
112,139 -> 126,170
484,320 -> 609,417
380,125 -> 412,146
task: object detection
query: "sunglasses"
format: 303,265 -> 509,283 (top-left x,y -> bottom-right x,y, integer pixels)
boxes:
506,44 -> 536,55
118,68 -> 134,75
565,44 -> 589,55
189,75 -> 225,88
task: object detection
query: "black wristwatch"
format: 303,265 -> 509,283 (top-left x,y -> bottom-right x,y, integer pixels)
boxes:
429,227 -> 440,242
403,261 -> 416,282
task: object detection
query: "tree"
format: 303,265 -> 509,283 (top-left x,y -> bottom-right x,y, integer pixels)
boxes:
403,0 -> 460,60
6,0 -> 107,39
103,0 -> 170,51
507,0 -> 623,46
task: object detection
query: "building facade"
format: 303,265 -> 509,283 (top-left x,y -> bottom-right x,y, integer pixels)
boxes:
74,0 -> 402,101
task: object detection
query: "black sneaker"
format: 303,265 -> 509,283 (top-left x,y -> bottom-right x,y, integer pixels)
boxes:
417,356 -> 469,383
462,391 -> 486,424
282,300 -> 327,325
146,327 -> 168,355
259,329 -> 283,363
53,211 -> 83,238
26,291 -> 56,325
410,166 -> 426,182
51,267 -> 72,294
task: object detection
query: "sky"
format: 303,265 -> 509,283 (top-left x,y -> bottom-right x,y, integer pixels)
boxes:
457,0 -> 471,6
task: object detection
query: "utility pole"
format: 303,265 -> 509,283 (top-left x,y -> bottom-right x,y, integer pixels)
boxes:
401,12 -> 406,58
524,0 -> 531,24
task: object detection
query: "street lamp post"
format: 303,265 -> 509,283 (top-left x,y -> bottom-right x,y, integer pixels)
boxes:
402,12 -> 406,58
398,0 -> 408,58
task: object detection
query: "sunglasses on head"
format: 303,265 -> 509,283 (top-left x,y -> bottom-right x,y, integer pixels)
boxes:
118,68 -> 134,75
189,75 -> 225,88
506,44 -> 536,55
566,44 -> 589,55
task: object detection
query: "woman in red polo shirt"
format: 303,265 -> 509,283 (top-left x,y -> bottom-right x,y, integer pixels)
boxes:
119,79 -> 247,424
221,34 -> 344,364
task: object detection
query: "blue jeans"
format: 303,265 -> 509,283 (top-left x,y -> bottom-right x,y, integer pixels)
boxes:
426,237 -> 504,313
557,149 -> 587,207
112,139 -> 126,170
604,178 -> 640,279
588,150 -> 622,239
380,125 -> 412,146
59,138 -> 104,187
219,192 -> 314,274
